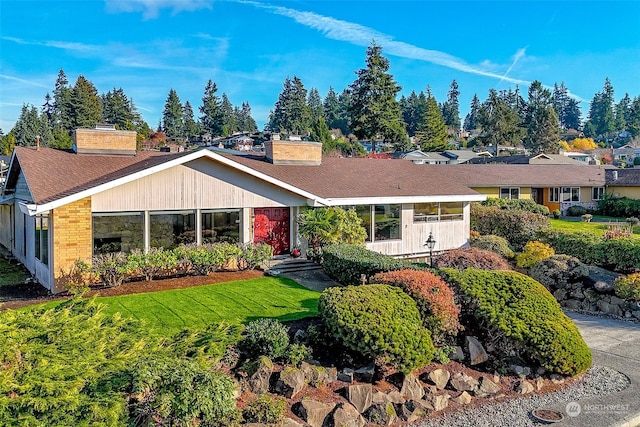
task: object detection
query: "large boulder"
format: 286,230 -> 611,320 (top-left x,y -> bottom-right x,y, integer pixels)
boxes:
466,336 -> 488,365
293,400 -> 335,427
245,356 -> 273,394
476,376 -> 501,397
400,373 -> 424,401
364,403 -> 397,425
397,400 -> 432,423
584,265 -> 622,293
450,372 -> 479,392
346,383 -> 372,414
332,402 -> 366,427
427,368 -> 450,390
275,367 -> 306,398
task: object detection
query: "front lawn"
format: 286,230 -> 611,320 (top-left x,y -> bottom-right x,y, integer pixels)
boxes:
550,217 -> 640,238
0,257 -> 30,286
35,276 -> 320,336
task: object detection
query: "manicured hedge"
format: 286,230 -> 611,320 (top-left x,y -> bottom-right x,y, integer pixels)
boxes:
371,269 -> 461,343
482,198 -> 550,215
597,196 -> 640,218
318,284 -> 434,373
322,244 -> 428,286
471,204 -> 550,250
538,230 -> 640,272
470,234 -> 515,259
441,268 -> 592,376
433,247 -> 512,271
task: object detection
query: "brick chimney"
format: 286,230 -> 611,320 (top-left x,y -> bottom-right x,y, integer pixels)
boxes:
264,135 -> 322,165
73,124 -> 137,155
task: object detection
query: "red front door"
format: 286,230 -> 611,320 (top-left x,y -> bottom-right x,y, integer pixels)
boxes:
253,208 -> 290,255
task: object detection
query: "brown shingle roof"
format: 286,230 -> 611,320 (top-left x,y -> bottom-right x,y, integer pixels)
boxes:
10,146 -> 190,204
433,164 -> 607,187
606,169 -> 640,186
227,155 -> 480,199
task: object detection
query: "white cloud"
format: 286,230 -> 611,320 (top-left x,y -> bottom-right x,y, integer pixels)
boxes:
105,0 -> 213,20
0,74 -> 49,89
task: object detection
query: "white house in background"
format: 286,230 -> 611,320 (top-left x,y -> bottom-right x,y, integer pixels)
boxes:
399,150 -> 449,164
0,126 -> 485,293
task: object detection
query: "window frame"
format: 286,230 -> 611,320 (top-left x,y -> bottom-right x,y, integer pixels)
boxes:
549,187 -> 560,203
500,187 -> 520,199
413,202 -> 464,222
34,213 -> 49,266
592,187 -> 605,201
562,187 -> 580,202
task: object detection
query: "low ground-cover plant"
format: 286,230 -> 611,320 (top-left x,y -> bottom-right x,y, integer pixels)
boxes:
319,284 -> 434,373
516,241 -> 555,269
242,394 -> 287,425
433,247 -> 512,271
471,204 -> 550,250
470,234 -> 515,259
481,198 -> 550,215
613,273 -> 640,301
372,269 -> 461,344
529,254 -> 590,290
322,243 -> 428,285
441,268 -> 592,376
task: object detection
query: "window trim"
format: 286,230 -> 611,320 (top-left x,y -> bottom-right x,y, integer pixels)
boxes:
414,202 -> 464,223
592,187 -> 605,201
549,187 -> 560,203
500,187 -> 520,199
562,187 -> 580,202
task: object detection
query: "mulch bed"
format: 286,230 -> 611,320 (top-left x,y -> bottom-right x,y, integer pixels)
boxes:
0,269 -> 264,311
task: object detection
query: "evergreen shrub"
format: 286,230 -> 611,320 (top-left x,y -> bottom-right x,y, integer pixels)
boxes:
434,247 -> 512,271
441,268 -> 592,376
482,198 -> 550,215
372,269 -> 461,343
471,204 -> 550,250
243,394 -> 287,424
597,196 -> 640,218
318,284 -> 434,373
470,234 -> 515,259
516,241 -> 555,268
242,318 -> 290,360
613,273 -> 640,301
566,205 -> 587,216
322,243 -> 428,285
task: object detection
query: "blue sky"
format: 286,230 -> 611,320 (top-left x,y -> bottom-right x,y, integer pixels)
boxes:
1,0 -> 639,133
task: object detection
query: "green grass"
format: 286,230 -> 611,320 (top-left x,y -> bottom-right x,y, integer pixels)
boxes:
0,257 -> 30,286
33,277 -> 320,336
550,218 -> 640,238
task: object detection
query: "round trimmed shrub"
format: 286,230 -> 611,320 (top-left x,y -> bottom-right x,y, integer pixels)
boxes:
470,234 -> 515,259
242,318 -> 290,359
471,204 -> 550,250
567,205 -> 587,217
371,269 -> 461,343
529,255 -> 589,290
516,241 -> 555,268
614,273 -> 640,300
441,268 -> 592,376
433,247 -> 512,271
318,284 -> 434,373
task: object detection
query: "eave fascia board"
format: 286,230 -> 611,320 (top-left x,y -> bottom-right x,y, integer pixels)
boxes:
321,194 -> 487,206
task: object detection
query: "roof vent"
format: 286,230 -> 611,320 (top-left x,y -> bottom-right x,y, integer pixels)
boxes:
612,170 -> 618,181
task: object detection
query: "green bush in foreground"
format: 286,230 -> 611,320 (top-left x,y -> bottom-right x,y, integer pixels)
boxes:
243,394 -> 287,424
242,318 -> 290,360
441,268 -> 591,376
471,204 -> 550,250
319,284 -> 434,373
614,273 -> 640,301
470,234 -> 515,259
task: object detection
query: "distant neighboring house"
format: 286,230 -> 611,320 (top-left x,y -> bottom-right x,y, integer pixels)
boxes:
470,153 -> 588,166
398,150 -> 449,164
0,156 -> 10,187
442,150 -> 492,164
561,152 -> 596,163
0,126 -> 484,293
612,145 -> 640,166
606,169 -> 640,199
438,164 -> 607,215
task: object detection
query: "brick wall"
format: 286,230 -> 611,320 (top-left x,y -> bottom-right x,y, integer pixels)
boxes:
74,128 -> 137,154
265,140 -> 322,165
52,197 -> 92,290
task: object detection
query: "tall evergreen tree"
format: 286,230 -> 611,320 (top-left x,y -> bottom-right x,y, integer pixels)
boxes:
585,78 -> 616,141
101,88 -> 136,130
42,93 -> 54,123
416,88 -> 448,152
348,42 -> 406,152
11,104 -> 54,147
199,80 -> 222,137
52,69 -> 73,134
523,81 -> 560,154
182,101 -> 199,138
323,86 -> 340,130
70,75 -> 102,130
307,88 -> 324,126
269,76 -> 311,135
220,94 -> 237,136
335,89 -> 352,136
441,80 -> 461,131
309,116 -> 333,150
401,91 -> 426,137
237,102 -> 257,132
552,82 -> 582,131
477,89 -> 524,147
162,89 -> 184,138
615,93 -> 632,133
463,93 -> 481,132
627,96 -> 640,138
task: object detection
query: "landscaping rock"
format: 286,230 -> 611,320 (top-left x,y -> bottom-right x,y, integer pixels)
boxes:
275,367 -> 306,399
597,300 -> 623,317
514,380 -> 535,394
293,400 -> 335,427
553,288 -> 567,301
282,418 -> 304,427
466,336 -> 488,365
293,329 -> 308,344
550,374 -> 565,384
564,299 -> 582,310
364,403 -> 397,425
476,376 -> 501,397
570,288 -> 585,299
398,400 -> 432,423
372,391 -> 391,404
535,376 -> 545,391
585,265 -> 620,293
400,373 -> 425,400
338,368 -> 354,383
453,391 -> 472,405
450,372 -> 479,392
509,364 -> 531,377
300,362 -> 329,387
326,367 -> 338,382
333,402 -> 366,427
450,346 -> 465,362
354,364 -> 376,383
428,368 -> 450,390
245,356 -> 273,394
386,390 -> 405,404
425,393 -> 450,412
633,310 -> 640,320
346,383 -> 373,413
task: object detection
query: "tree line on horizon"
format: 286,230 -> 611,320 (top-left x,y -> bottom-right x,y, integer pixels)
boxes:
2,42 -> 639,156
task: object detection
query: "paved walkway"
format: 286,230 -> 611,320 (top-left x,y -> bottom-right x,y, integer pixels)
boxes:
551,312 -> 640,427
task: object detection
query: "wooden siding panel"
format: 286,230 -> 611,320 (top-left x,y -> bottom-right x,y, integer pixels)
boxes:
15,171 -> 32,201
91,159 -> 308,212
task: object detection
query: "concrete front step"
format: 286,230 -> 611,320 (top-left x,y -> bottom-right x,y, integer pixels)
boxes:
267,257 -> 322,273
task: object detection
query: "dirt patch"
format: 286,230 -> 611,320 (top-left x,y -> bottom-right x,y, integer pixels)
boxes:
0,269 -> 264,310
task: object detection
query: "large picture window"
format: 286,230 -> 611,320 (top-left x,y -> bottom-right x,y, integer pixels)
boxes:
202,210 -> 241,243
374,204 -> 401,240
93,212 -> 144,254
414,202 -> 463,222
562,187 -> 580,202
150,211 -> 195,249
34,214 -> 48,265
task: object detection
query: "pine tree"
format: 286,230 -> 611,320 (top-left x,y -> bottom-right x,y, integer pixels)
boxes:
615,93 -> 632,133
237,102 -> 257,132
416,88 -> 448,152
101,88 -> 136,130
477,89 -> 525,148
162,89 -> 184,138
441,80 -> 461,131
323,86 -> 340,130
309,116 -> 333,151
523,81 -> 560,154
307,88 -> 324,125
627,96 -> 640,138
270,76 -> 311,135
400,91 -> 427,138
52,69 -> 73,134
199,80 -> 222,137
463,94 -> 481,132
182,101 -> 199,138
71,75 -> 102,130
11,104 -> 54,146
335,89 -> 352,136
585,78 -> 616,141
220,94 -> 237,136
